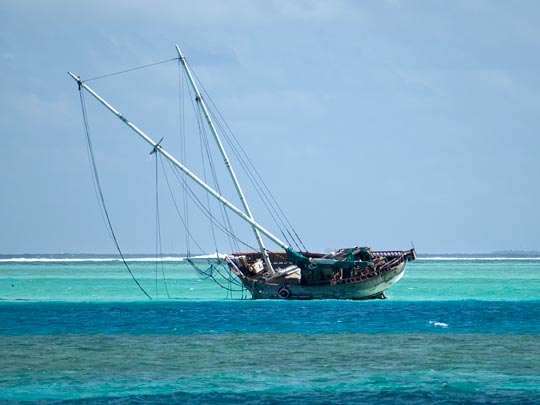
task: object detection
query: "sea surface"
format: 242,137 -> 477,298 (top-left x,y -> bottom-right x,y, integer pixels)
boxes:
0,257 -> 539,404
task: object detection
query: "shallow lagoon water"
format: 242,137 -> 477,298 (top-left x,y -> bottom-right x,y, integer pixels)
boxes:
2,258 -> 539,302
0,259 -> 539,403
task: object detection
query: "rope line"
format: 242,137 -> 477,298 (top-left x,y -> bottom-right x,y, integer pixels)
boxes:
159,156 -> 206,254
187,260 -> 244,292
177,59 -> 191,257
85,58 -> 178,82
185,74 -> 239,254
191,67 -> 308,251
155,154 -> 170,298
78,88 -> 152,300
165,159 -> 258,252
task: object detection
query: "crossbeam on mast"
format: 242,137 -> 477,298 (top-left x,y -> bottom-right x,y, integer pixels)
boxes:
67,72 -> 290,254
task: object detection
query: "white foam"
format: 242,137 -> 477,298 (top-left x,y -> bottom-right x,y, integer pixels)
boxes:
0,257 -> 185,263
429,320 -> 448,328
188,253 -> 227,260
2,255 -> 538,263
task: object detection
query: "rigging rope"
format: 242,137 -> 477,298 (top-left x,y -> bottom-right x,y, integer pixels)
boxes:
197,105 -> 240,254
183,72 -> 239,253
77,56 -> 263,300
78,88 -> 152,300
154,153 -> 170,298
187,260 -> 244,293
190,68 -> 308,251
177,59 -> 191,257
184,77 -> 239,254
211,101 -> 305,251
80,55 -> 307,255
84,58 -> 178,82
165,159 -> 258,252
159,157 -> 206,254
194,99 -> 220,253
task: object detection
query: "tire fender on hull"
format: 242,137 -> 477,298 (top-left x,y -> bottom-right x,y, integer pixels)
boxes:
277,286 -> 290,299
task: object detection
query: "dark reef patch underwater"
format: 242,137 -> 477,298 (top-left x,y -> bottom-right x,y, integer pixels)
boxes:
16,388 -> 540,404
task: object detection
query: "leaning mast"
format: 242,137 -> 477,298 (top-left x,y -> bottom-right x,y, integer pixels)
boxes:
175,45 -> 275,273
68,71 -> 290,263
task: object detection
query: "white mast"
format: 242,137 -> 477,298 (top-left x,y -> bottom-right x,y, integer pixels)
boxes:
68,72 -> 290,256
175,45 -> 275,273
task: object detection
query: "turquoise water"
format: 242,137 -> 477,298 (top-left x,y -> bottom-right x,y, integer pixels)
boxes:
1,259 -> 538,301
0,259 -> 539,403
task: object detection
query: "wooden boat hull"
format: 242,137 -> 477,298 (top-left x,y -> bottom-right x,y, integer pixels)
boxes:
189,248 -> 415,300
242,261 -> 406,300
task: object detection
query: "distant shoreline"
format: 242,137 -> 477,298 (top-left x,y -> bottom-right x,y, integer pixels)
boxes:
420,251 -> 540,259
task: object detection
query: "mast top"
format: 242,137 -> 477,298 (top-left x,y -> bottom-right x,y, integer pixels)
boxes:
175,44 -> 185,60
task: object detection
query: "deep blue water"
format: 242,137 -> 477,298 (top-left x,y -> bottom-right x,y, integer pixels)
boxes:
1,300 -> 539,335
1,259 -> 539,403
1,300 -> 539,404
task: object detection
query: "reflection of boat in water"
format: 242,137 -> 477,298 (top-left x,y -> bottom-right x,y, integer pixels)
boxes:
69,45 -> 415,300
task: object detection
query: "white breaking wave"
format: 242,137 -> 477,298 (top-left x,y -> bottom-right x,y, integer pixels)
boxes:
2,255 -> 539,263
0,257 -> 185,263
429,321 -> 449,328
188,253 -> 227,260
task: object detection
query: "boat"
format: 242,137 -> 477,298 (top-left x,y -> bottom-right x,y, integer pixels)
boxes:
69,45 -> 415,300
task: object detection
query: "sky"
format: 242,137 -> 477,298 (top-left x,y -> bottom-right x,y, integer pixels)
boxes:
1,0 -> 539,255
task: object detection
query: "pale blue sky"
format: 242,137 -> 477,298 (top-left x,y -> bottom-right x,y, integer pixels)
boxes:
1,0 -> 539,254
